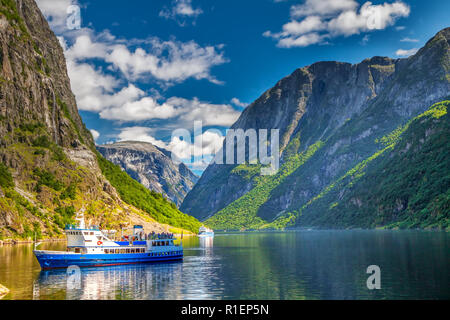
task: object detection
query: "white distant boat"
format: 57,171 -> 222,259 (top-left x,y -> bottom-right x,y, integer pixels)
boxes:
198,226 -> 214,238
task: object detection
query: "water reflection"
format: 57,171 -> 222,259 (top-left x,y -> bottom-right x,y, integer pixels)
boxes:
199,236 -> 214,248
34,263 -> 184,300
0,231 -> 448,300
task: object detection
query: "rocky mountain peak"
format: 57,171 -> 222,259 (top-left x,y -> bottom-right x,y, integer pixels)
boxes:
97,141 -> 199,206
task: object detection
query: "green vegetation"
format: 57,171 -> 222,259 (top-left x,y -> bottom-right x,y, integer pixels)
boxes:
0,162 -> 14,188
33,168 -> 64,192
206,140 -> 324,230
96,152 -> 202,233
32,135 -> 51,148
60,183 -> 77,200
288,100 -> 450,230
54,206 -> 76,228
0,0 -> 29,39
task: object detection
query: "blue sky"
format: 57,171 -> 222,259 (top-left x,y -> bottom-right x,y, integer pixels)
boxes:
35,0 -> 449,175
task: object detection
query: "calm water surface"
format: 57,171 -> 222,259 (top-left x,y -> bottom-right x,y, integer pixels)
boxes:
0,230 -> 448,300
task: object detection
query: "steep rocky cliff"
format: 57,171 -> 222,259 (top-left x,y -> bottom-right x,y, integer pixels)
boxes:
97,141 -> 198,206
181,28 -> 450,230
0,0 -> 201,239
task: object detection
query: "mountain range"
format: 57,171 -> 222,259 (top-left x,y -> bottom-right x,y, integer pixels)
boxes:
181,28 -> 450,230
97,141 -> 198,206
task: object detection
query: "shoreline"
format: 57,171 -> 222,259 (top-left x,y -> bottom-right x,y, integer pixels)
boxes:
0,233 -> 197,246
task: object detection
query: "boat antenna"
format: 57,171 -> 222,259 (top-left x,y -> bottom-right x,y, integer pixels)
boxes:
34,232 -> 42,250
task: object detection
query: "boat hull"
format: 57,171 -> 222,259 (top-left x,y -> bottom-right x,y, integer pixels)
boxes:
34,251 -> 183,270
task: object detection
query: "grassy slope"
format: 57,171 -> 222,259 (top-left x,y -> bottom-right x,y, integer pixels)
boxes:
206,139 -> 324,229
96,153 -> 202,233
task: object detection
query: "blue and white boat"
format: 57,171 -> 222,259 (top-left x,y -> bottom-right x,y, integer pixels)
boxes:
33,212 -> 183,269
198,226 -> 214,238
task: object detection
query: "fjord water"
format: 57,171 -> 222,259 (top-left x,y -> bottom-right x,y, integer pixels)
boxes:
0,230 -> 448,300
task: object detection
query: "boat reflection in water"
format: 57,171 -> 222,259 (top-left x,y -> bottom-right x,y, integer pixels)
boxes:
33,262 -> 183,300
199,236 -> 214,249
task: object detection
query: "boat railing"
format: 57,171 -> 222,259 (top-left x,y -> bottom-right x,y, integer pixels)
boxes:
65,224 -> 100,231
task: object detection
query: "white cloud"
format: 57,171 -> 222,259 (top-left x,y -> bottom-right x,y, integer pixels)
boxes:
166,97 -> 240,127
89,129 -> 100,141
117,127 -> 225,168
92,94 -> 240,126
265,1 -> 411,48
327,2 -> 410,36
36,0 -> 76,32
50,23 -> 233,127
106,39 -> 227,83
361,34 -> 370,45
277,32 -> 325,48
231,98 -> 248,108
281,16 -> 325,36
291,0 -> 358,18
117,127 -> 168,149
59,34 -> 238,126
62,32 -> 227,85
65,34 -> 108,61
159,0 -> 203,26
100,97 -> 177,122
395,48 -> 418,57
400,37 -> 419,42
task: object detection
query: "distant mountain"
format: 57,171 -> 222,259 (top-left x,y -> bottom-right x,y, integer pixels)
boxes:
0,0 -> 201,240
181,27 -> 450,230
97,141 -> 199,206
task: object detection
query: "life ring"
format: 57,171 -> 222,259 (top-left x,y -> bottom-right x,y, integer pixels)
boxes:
97,241 -> 103,245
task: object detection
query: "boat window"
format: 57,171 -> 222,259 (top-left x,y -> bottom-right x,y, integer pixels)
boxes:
75,248 -> 80,253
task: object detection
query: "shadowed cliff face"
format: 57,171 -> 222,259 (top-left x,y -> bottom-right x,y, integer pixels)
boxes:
0,0 -> 93,149
0,0 -> 200,239
97,141 -> 199,206
181,27 -> 450,228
